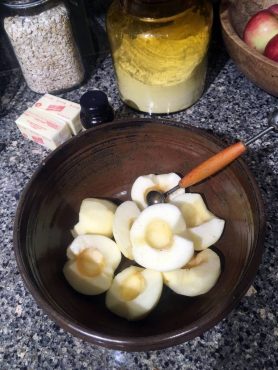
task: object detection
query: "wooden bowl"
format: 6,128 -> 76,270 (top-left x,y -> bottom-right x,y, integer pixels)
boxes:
228,0 -> 277,37
220,0 -> 278,97
13,119 -> 265,351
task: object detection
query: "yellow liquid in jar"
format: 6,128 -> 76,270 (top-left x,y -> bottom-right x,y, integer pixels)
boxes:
107,1 -> 213,113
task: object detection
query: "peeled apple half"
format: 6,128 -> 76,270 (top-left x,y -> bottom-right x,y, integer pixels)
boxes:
130,203 -> 194,272
73,198 -> 117,238
187,218 -> 225,251
170,192 -> 225,251
170,193 -> 214,227
131,173 -> 184,209
63,235 -> 121,295
105,266 -> 163,320
163,249 -> 221,296
112,201 -> 141,260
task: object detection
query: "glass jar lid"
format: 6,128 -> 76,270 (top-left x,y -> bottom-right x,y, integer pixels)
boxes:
2,0 -> 50,9
120,0 -> 195,18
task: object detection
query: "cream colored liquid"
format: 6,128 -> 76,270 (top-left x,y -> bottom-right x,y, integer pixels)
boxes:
107,1 -> 212,113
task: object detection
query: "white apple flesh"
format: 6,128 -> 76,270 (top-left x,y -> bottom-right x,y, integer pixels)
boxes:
170,193 -> 214,227
105,266 -> 163,320
63,257 -> 114,295
73,198 -> 117,238
187,217 -> 225,251
112,201 -> 141,260
66,234 -> 121,270
163,249 -> 221,296
130,203 -> 194,271
63,234 -> 122,295
131,173 -> 184,209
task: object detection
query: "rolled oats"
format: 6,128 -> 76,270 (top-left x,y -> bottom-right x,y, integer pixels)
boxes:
4,1 -> 85,94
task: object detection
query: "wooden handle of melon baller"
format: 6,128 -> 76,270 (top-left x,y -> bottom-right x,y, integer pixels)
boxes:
179,142 -> 247,189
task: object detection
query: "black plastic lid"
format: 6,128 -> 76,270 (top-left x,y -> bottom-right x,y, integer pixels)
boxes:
80,90 -> 110,114
2,0 -> 50,9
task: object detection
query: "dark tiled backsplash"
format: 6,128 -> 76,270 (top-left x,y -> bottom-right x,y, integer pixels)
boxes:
0,6 -> 19,72
0,0 -> 219,73
0,0 -> 112,72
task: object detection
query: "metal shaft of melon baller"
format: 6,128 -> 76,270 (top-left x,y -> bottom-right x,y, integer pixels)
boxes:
146,110 -> 278,206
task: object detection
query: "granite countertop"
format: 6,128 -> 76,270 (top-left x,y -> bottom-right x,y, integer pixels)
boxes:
1,14 -> 278,370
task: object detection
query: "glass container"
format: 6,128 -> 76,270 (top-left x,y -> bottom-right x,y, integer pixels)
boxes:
3,0 -> 85,94
80,90 -> 114,129
106,0 -> 213,114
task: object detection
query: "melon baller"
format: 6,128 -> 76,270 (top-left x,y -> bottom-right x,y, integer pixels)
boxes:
147,110 -> 278,206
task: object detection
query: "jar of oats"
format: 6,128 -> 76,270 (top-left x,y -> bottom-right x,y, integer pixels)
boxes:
3,0 -> 85,94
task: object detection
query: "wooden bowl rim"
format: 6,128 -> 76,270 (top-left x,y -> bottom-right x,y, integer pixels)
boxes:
13,118 -> 266,351
220,0 -> 278,68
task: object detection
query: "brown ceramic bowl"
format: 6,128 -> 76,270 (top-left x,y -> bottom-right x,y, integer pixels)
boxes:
14,119 -> 265,351
220,0 -> 278,97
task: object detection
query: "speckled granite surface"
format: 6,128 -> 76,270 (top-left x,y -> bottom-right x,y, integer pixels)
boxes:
1,15 -> 278,370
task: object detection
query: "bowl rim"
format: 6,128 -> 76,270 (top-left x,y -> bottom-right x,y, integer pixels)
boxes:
13,118 -> 266,351
220,0 -> 278,68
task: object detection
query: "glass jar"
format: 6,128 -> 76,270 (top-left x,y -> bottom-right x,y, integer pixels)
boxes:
3,0 -> 85,94
80,90 -> 114,129
106,0 -> 213,114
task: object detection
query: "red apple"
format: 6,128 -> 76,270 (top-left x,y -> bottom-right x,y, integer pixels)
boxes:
243,10 -> 278,53
264,34 -> 278,61
268,4 -> 278,16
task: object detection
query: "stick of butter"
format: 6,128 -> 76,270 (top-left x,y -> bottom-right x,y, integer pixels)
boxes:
33,94 -> 82,135
16,108 -> 72,150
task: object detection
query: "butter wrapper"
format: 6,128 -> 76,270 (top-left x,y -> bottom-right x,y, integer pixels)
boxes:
16,108 -> 72,150
33,94 -> 82,135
